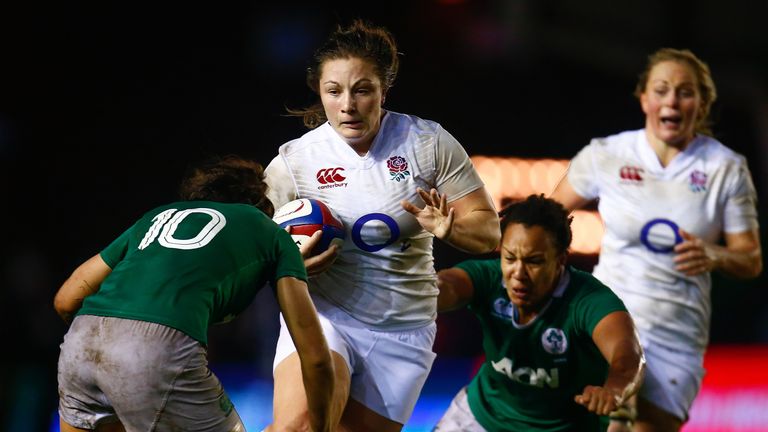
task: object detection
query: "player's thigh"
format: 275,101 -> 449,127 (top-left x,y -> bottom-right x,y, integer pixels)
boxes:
339,398 -> 404,432
60,419 -> 124,432
634,396 -> 683,432
272,351 -> 350,430
60,419 -> 88,432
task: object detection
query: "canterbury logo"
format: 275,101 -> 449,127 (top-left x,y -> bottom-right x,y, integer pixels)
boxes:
316,167 -> 346,184
619,165 -> 644,182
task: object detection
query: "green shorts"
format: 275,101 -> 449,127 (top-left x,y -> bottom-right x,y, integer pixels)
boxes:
57,315 -> 244,432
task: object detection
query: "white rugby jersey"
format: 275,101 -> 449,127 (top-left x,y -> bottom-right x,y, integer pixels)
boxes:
265,110 -> 485,329
568,129 -> 759,353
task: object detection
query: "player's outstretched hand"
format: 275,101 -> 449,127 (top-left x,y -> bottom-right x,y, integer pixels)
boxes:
401,188 -> 455,240
574,385 -> 621,415
299,230 -> 339,276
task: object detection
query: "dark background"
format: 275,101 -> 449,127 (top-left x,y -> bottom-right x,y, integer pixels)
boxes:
1,1 -> 766,430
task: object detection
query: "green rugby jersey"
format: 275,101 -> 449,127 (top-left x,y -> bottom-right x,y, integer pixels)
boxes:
78,201 -> 306,344
457,260 -> 627,431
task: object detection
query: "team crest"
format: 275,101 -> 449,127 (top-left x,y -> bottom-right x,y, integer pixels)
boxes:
689,170 -> 707,192
492,297 -> 514,320
387,156 -> 410,182
541,328 -> 568,354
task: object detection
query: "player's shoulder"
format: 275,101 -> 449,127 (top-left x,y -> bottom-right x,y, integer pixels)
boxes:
694,135 -> 748,166
586,129 -> 643,154
278,123 -> 335,157
383,110 -> 441,135
456,258 -> 499,275
566,267 -> 617,300
458,259 -> 502,287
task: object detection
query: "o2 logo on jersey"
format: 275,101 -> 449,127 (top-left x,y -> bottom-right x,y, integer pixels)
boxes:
351,213 -> 400,252
640,218 -> 682,253
541,328 -> 568,355
138,208 -> 226,250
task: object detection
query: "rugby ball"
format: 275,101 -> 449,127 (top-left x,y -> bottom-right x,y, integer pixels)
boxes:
272,198 -> 345,255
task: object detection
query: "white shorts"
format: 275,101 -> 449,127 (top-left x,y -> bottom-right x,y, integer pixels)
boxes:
273,294 -> 437,424
433,386 -> 487,431
58,315 -> 244,432
638,338 -> 705,421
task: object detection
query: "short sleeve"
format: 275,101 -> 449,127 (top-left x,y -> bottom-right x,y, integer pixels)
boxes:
455,258 -> 501,309
99,224 -> 135,269
265,155 -> 298,210
567,139 -> 602,200
723,157 -> 760,234
434,126 -> 485,203
272,228 -> 308,285
573,282 -> 627,337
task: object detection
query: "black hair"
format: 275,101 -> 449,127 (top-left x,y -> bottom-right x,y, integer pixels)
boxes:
178,154 -> 274,217
499,194 -> 573,254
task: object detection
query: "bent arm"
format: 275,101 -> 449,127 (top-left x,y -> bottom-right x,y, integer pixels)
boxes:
717,229 -> 763,278
444,188 -> 500,253
549,174 -> 592,211
437,267 -> 475,313
53,254 -> 112,324
276,276 -> 335,432
675,228 -> 763,279
575,311 -> 645,415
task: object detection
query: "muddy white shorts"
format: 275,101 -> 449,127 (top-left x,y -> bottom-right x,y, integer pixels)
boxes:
58,315 -> 244,432
638,338 -> 705,422
273,294 -> 437,424
432,386 -> 487,431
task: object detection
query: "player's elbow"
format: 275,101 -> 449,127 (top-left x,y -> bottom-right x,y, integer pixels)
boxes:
53,295 -> 77,322
747,260 -> 763,279
468,222 -> 501,254
739,252 -> 763,279
482,229 -> 502,253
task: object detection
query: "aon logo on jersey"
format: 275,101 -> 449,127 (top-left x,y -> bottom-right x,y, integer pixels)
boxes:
491,357 -> 559,389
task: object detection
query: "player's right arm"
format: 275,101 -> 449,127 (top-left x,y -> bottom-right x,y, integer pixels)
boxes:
53,254 -> 112,324
275,275 -> 336,432
299,231 -> 340,276
436,267 -> 475,313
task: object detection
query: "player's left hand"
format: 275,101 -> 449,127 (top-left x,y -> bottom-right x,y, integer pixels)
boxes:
574,385 -> 621,415
673,229 -> 717,276
401,188 -> 455,240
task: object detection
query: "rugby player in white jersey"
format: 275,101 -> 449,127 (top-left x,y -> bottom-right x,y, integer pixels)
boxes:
551,48 -> 763,431
262,20 -> 500,432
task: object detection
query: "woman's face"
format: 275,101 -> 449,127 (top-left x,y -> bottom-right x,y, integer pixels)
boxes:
319,57 -> 384,152
500,223 -> 565,319
640,60 -> 702,148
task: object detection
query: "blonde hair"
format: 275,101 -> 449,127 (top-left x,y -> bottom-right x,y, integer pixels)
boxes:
634,48 -> 718,136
